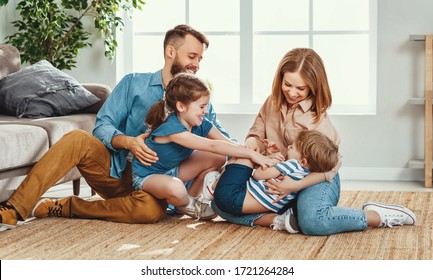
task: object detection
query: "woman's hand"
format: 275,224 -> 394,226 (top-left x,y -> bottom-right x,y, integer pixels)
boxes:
323,155 -> 342,182
128,133 -> 158,166
244,137 -> 261,152
259,138 -> 280,155
264,176 -> 301,203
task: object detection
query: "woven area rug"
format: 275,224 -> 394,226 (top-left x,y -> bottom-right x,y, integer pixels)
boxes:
1,191 -> 432,260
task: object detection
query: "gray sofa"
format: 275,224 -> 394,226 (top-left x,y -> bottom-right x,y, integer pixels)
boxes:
0,44 -> 110,202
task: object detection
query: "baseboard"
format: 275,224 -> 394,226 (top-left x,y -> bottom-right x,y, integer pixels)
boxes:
43,183 -> 93,198
42,168 -> 425,199
51,168 -> 426,184
339,167 -> 424,181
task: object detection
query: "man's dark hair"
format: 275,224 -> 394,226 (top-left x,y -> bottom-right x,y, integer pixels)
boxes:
163,24 -> 209,50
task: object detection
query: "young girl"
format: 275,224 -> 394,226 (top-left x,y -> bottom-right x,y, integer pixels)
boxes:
131,73 -> 276,220
213,48 -> 416,235
211,130 -> 340,233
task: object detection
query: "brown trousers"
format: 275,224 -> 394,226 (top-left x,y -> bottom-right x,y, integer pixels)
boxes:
8,130 -> 167,223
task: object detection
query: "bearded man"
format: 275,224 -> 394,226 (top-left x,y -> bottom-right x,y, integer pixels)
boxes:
1,24 -> 230,228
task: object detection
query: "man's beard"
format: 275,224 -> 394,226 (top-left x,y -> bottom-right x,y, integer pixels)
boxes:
170,56 -> 195,75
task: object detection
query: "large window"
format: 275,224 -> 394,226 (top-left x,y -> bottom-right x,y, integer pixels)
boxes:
121,0 -> 377,114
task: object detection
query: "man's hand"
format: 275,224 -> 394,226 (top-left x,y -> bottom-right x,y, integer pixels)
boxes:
128,133 -> 158,166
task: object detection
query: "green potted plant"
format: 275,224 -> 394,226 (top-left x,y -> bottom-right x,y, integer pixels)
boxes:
1,0 -> 145,70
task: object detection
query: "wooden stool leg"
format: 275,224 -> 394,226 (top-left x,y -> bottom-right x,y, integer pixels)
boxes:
73,179 -> 80,195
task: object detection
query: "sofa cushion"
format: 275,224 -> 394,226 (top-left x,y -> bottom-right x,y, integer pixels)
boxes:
0,114 -> 97,145
0,44 -> 21,80
0,60 -> 100,118
0,124 -> 49,171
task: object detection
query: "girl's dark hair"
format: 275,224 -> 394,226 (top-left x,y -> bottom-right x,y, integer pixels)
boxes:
146,73 -> 210,130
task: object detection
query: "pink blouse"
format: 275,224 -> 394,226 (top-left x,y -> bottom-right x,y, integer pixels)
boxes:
246,96 -> 340,156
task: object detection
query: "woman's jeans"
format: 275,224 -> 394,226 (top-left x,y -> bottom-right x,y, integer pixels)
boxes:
212,173 -> 368,235
296,173 -> 367,235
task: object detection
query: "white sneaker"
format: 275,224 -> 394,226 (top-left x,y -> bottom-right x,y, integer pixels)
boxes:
271,208 -> 299,233
201,171 -> 220,201
175,195 -> 217,220
362,201 -> 416,227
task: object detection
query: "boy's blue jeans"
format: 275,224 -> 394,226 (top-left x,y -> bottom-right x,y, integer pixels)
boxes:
212,173 -> 368,235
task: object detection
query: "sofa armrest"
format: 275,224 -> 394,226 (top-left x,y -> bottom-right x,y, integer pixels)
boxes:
80,83 -> 111,113
0,44 -> 21,80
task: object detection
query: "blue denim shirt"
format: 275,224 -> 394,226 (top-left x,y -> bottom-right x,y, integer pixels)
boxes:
93,69 -> 232,178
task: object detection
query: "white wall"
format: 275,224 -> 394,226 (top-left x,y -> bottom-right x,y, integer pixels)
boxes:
0,2 -> 15,43
1,0 -> 433,181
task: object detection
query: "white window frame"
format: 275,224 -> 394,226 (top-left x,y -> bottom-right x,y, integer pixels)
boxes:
119,0 -> 377,115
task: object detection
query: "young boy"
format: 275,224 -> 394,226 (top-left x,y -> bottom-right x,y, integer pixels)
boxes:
206,130 -> 339,233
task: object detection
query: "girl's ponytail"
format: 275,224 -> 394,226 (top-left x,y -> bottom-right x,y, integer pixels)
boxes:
146,99 -> 168,130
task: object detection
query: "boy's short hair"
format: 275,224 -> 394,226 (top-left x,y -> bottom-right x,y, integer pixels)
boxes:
294,130 -> 339,172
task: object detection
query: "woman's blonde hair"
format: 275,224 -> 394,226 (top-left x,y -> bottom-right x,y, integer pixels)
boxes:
294,130 -> 339,172
146,73 -> 210,130
271,48 -> 332,123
